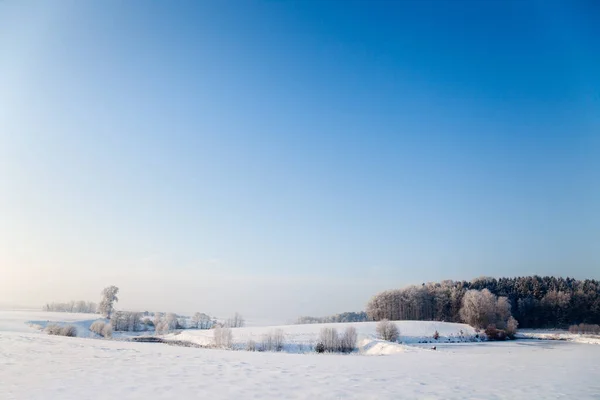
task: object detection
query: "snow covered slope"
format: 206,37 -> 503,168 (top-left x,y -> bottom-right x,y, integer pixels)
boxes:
165,320 -> 479,354
0,310 -> 102,335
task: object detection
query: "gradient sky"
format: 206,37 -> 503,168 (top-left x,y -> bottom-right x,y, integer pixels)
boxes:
1,1 -> 598,321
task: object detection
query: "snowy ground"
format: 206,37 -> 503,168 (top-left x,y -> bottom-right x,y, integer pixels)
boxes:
165,320 -> 480,354
517,329 -> 600,345
1,311 -> 600,399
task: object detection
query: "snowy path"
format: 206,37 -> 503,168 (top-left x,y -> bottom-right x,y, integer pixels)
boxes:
1,331 -> 599,399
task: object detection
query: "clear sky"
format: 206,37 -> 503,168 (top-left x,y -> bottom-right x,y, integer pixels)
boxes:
1,1 -> 598,321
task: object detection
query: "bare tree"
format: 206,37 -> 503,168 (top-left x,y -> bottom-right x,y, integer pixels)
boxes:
340,326 -> 358,352
213,326 -> 233,348
319,327 -> 340,352
226,312 -> 245,328
376,320 -> 399,342
99,286 -> 119,319
260,329 -> 285,352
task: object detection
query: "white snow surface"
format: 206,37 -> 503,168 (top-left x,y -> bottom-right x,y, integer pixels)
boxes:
164,320 -> 479,354
2,311 -> 600,399
517,329 -> 600,345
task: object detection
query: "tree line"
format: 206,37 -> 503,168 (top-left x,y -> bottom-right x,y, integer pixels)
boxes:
43,300 -> 97,314
296,312 -> 368,324
366,276 -> 600,329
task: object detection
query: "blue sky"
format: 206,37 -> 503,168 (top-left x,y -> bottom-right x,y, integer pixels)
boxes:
1,1 -> 598,320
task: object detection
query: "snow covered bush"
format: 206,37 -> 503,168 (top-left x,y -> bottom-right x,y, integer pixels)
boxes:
213,326 -> 233,348
102,323 -> 113,338
319,327 -> 341,352
376,320 -> 399,342
569,323 -> 600,335
246,339 -> 257,351
91,321 -> 107,336
46,324 -> 77,337
340,326 -> 358,353
484,324 -> 507,341
506,316 -> 519,339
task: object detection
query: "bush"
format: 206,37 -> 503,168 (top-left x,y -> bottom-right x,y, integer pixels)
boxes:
246,339 -> 257,351
376,320 -> 399,342
102,323 -> 113,338
46,324 -> 77,337
569,323 -> 600,335
213,326 -> 233,348
340,327 -> 358,353
319,327 -> 341,352
260,329 -> 285,352
506,316 -> 519,339
485,324 -> 507,341
90,321 -> 107,336
315,342 -> 325,353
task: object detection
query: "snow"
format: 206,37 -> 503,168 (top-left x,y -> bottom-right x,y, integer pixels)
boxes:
517,329 -> 600,345
2,311 -> 600,399
164,320 -> 479,354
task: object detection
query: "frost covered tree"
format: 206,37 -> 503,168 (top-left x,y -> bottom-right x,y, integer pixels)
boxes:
376,320 -> 399,342
165,313 -> 178,331
340,326 -> 358,352
459,289 -> 514,330
98,286 -> 119,319
226,312 -> 245,328
191,312 -> 202,328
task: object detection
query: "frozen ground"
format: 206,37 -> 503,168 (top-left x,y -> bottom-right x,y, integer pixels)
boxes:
165,320 -> 480,354
517,329 -> 600,345
1,311 -> 600,399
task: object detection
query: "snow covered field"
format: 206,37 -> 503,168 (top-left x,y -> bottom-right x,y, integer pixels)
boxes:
1,311 -> 600,399
165,320 -> 479,354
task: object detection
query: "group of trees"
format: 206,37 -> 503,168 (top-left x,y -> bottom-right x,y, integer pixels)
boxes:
43,301 -> 97,314
296,312 -> 368,325
366,276 -> 600,329
316,326 -> 358,353
225,312 -> 245,328
191,312 -> 213,329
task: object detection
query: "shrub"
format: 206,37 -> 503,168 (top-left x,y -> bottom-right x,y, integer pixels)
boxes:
213,326 -> 233,348
570,323 -> 600,335
90,320 -> 110,337
433,330 -> 440,340
102,323 -> 113,338
261,329 -> 285,352
506,316 -> 519,339
340,326 -> 358,353
45,324 -> 63,335
485,324 -> 507,341
315,342 -> 325,353
246,339 -> 257,351
319,327 -> 341,352
46,324 -> 77,337
376,320 -> 399,342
